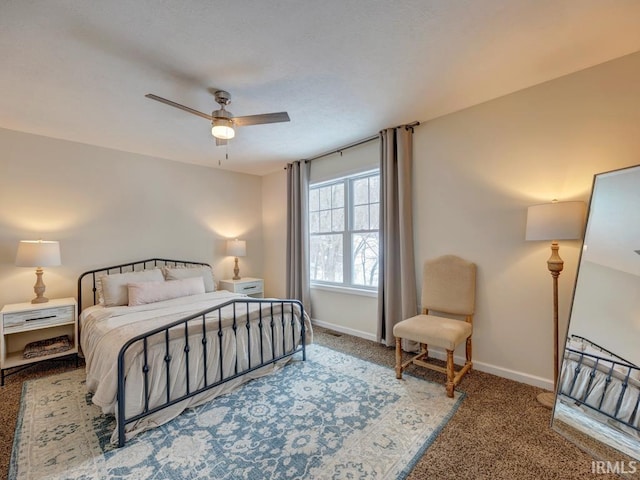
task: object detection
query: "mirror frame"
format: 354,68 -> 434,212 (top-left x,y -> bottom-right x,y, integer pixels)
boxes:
551,164 -> 640,472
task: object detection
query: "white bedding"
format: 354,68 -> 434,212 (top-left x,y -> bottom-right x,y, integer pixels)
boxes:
80,291 -> 312,443
558,339 -> 640,436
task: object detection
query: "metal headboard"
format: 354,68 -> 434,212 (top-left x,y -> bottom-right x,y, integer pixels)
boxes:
77,258 -> 210,313
569,334 -> 638,368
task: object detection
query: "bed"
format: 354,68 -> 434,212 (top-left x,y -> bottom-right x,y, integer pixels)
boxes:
78,258 -> 310,447
557,335 -> 640,437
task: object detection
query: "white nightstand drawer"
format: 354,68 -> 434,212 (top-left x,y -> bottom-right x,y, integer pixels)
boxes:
219,278 -> 264,298
236,280 -> 263,295
3,305 -> 75,333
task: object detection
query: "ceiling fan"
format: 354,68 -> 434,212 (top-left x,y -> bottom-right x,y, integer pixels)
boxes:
145,90 -> 290,146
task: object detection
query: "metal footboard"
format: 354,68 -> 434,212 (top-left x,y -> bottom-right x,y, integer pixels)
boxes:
559,339 -> 640,434
115,297 -> 305,447
77,259 -> 306,447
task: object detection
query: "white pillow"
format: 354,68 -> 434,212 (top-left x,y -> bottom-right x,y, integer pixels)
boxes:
163,266 -> 215,292
100,269 -> 164,307
567,337 -> 586,352
128,277 -> 206,306
96,276 -> 106,304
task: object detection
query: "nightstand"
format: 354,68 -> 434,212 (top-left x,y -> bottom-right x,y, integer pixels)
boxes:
219,278 -> 264,298
1,297 -> 78,385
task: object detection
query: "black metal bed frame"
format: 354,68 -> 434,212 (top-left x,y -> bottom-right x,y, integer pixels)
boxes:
78,258 -> 306,447
559,335 -> 639,434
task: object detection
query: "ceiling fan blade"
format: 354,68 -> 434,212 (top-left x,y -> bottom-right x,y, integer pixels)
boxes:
233,112 -> 290,127
145,94 -> 213,121
215,137 -> 227,147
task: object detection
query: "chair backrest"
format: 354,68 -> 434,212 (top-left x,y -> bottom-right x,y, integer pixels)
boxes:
422,255 -> 476,316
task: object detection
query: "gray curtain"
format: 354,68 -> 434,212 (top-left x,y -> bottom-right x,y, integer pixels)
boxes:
286,160 -> 311,316
377,126 -> 417,347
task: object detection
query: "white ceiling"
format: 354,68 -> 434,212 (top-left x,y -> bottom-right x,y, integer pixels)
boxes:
2,1 -> 640,176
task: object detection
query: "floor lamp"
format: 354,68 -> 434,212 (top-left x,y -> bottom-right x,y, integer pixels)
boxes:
525,200 -> 586,408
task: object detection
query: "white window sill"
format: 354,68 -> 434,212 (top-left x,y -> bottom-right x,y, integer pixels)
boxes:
311,283 -> 378,298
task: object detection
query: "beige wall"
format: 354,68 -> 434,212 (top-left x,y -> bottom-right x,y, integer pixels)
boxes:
261,51 -> 640,387
0,129 -> 264,307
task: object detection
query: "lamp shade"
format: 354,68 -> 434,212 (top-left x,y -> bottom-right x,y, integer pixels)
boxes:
226,239 -> 246,257
15,240 -> 61,267
525,201 -> 586,241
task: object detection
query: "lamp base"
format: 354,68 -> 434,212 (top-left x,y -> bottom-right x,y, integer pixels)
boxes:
537,391 -> 556,409
31,267 -> 50,303
233,257 -> 241,280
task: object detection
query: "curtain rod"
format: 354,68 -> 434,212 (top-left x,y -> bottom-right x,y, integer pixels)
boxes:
305,121 -> 420,163
284,121 -> 420,168
304,134 -> 378,163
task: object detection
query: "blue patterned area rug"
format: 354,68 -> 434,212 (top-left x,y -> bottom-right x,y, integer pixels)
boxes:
10,345 -> 464,480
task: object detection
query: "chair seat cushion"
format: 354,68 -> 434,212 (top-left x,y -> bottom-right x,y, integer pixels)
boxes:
393,314 -> 472,351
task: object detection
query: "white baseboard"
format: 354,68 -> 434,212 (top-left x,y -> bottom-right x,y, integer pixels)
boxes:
311,318 -> 377,342
483,364 -> 553,391
311,318 -> 554,391
425,350 -> 554,391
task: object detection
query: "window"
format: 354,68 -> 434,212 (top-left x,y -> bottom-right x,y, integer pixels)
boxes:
309,170 -> 379,290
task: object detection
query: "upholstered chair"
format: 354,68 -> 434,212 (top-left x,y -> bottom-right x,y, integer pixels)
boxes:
393,255 -> 476,397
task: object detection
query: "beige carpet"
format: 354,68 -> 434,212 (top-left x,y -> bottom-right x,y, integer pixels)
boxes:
0,326 -> 623,479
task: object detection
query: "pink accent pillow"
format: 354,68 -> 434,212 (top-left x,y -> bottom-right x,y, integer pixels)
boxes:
127,277 -> 205,306
100,268 -> 164,307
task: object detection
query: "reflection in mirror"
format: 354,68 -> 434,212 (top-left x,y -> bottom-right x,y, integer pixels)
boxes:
552,164 -> 640,467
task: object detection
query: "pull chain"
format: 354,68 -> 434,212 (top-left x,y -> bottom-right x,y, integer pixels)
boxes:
218,143 -> 229,166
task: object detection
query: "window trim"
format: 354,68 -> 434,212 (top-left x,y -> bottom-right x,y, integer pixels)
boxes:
309,169 -> 379,292
310,282 -> 378,298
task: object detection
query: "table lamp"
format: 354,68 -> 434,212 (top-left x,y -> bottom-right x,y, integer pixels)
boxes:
226,239 -> 246,280
15,240 -> 62,304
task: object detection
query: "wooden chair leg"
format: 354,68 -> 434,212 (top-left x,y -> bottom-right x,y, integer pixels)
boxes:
395,337 -> 403,379
420,343 -> 429,360
466,336 -> 472,365
446,350 -> 455,397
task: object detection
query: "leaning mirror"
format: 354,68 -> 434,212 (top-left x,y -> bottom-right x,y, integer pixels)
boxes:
552,164 -> 640,467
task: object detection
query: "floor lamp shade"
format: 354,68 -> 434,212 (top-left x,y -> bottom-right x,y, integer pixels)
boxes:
525,201 -> 586,241
15,240 -> 62,304
226,239 -> 246,280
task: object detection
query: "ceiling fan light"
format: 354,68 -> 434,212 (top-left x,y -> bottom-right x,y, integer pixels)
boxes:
212,119 -> 235,140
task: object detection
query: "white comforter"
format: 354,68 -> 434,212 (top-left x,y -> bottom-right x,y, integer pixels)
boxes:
80,291 -> 312,443
559,347 -> 640,436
